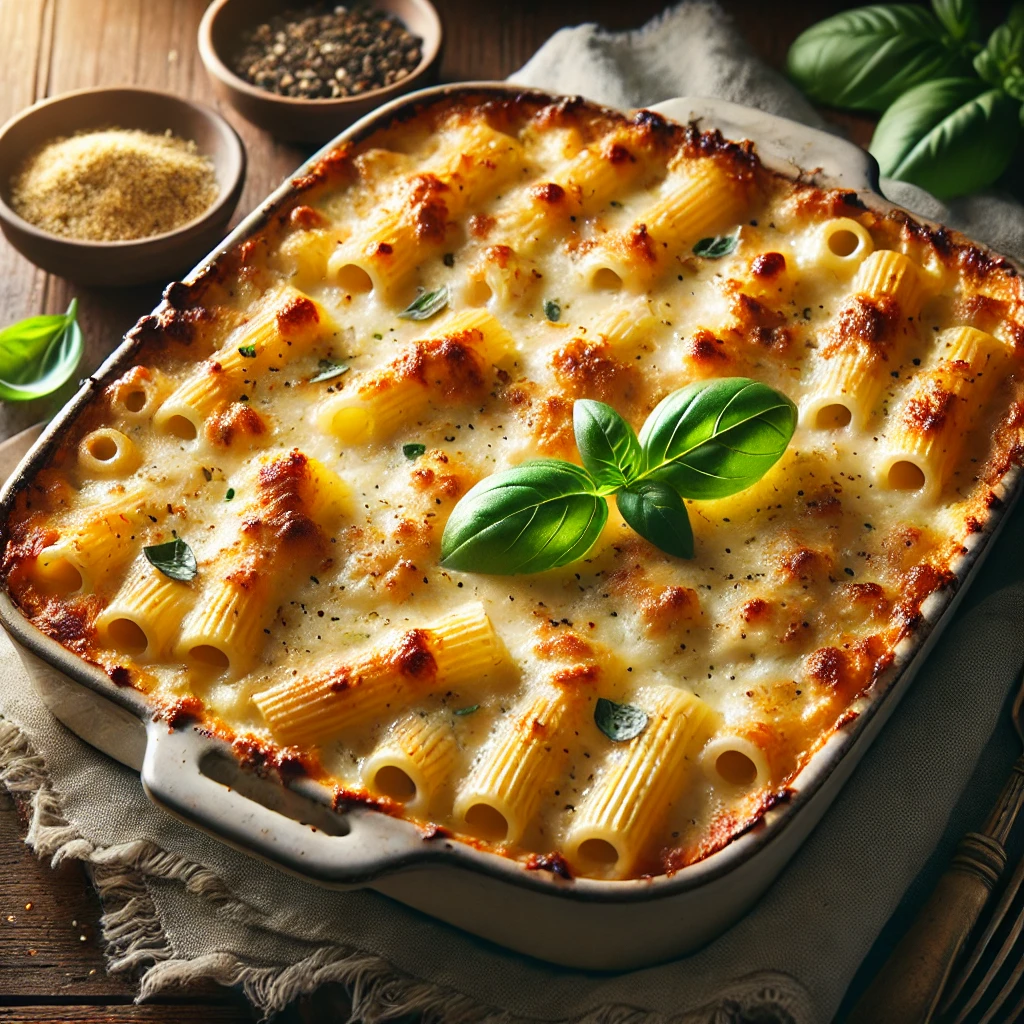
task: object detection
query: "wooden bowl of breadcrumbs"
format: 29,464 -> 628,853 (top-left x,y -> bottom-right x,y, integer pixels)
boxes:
0,87 -> 245,286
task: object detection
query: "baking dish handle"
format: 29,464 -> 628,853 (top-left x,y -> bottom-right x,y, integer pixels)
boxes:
648,95 -> 880,194
141,720 -> 426,883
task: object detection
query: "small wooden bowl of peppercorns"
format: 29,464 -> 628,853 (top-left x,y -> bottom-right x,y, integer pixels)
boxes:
199,0 -> 442,144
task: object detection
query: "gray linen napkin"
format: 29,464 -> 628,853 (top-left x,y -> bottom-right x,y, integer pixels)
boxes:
2,4 -> 1024,1022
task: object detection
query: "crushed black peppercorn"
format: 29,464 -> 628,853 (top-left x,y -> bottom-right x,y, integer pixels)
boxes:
233,4 -> 422,100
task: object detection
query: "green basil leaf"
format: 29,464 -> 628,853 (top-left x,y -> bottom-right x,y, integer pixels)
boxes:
544,299 -> 561,322
309,358 -> 349,383
932,0 -> 979,43
692,229 -> 739,259
616,481 -> 694,560
440,461 -> 607,575
1005,69 -> 1024,101
573,399 -> 642,491
786,5 -> 970,112
973,21 -> 1024,87
638,378 -> 797,500
238,344 -> 257,358
0,299 -> 83,402
403,442 -> 426,460
453,704 -> 479,716
144,538 -> 198,582
594,697 -> 648,742
224,487 -> 235,501
870,78 -> 1020,199
398,285 -> 449,321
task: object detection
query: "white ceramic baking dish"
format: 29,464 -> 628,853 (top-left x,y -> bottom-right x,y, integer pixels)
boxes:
2,84 -> 1020,971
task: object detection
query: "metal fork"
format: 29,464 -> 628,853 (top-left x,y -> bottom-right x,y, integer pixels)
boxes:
847,665 -> 1024,1024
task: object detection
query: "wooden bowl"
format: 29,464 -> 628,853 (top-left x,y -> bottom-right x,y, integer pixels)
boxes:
0,87 -> 246,288
198,0 -> 443,144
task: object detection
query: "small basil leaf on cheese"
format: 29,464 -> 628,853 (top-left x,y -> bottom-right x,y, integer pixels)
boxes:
594,697 -> 648,742
309,359 -> 349,383
144,538 -> 198,582
403,442 -> 426,460
573,399 -> 642,491
440,461 -> 607,575
453,704 -> 480,716
616,481 -> 694,559
224,487 -> 235,501
639,377 -> 797,500
692,229 -> 740,258
544,298 -> 561,322
237,344 -> 257,358
0,298 -> 83,402
398,284 -> 449,321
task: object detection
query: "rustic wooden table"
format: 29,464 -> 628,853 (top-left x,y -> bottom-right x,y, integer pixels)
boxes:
0,1 -> 999,1021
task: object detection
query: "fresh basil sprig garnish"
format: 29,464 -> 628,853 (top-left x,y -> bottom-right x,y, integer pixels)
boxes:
144,538 -> 198,582
692,230 -> 740,259
594,698 -> 649,742
398,285 -> 449,321
0,299 -> 83,402
439,377 -> 796,575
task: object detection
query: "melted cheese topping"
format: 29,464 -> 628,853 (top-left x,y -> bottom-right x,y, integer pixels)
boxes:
5,94 -> 1024,880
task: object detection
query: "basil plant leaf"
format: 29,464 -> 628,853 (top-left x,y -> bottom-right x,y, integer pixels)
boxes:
398,285 -> 449,321
870,78 -> 1021,199
144,538 -> 198,582
594,697 -> 649,742
573,399 -> 642,491
0,299 -> 84,402
974,22 -> 1024,87
932,0 -> 979,43
786,5 -> 971,112
616,481 -> 694,560
639,377 -> 797,500
440,461 -> 607,575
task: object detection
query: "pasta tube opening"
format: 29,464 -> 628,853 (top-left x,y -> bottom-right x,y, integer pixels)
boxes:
78,429 -> 140,477
701,734 -> 771,790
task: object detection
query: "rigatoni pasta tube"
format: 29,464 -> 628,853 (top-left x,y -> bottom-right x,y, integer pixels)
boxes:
317,310 -> 515,444
155,288 -> 330,438
566,685 -> 711,878
813,218 -> 874,277
589,300 -> 657,352
33,487 -> 151,595
878,326 -> 1007,499
578,158 -> 746,290
254,602 -> 503,746
176,570 -> 270,678
701,728 -> 774,790
216,287 -> 332,372
77,429 -> 140,478
805,249 -> 926,431
454,681 -> 576,844
96,558 -> 194,660
362,713 -> 458,814
330,124 -> 524,296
